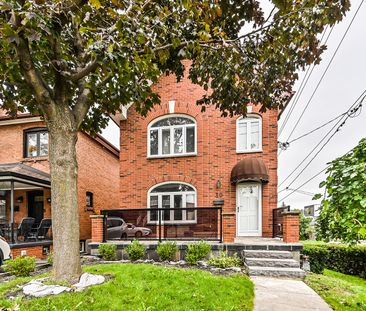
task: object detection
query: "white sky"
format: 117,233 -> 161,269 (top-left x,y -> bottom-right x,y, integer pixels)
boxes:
101,0 -> 366,210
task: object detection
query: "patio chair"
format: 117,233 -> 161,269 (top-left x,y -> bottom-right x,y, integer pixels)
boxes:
28,218 -> 52,241
17,217 -> 35,241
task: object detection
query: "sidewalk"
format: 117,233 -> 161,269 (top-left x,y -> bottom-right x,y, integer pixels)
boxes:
252,277 -> 331,311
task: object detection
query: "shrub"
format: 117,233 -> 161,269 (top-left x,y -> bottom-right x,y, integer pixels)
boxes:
99,244 -> 118,261
208,251 -> 242,268
4,256 -> 36,277
185,241 -> 211,265
47,251 -> 53,265
299,213 -> 313,240
157,241 -> 178,261
126,240 -> 146,261
302,243 -> 366,277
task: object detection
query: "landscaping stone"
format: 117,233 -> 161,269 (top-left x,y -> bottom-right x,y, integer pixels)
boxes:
73,273 -> 105,292
23,280 -> 71,298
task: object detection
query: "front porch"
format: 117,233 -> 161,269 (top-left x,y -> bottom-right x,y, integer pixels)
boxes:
0,163 -> 53,255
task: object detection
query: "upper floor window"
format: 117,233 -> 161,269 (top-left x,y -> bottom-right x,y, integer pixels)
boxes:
24,128 -> 49,158
236,115 -> 262,153
148,115 -> 196,157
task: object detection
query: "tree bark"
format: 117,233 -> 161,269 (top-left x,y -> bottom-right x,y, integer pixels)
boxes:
46,107 -> 81,283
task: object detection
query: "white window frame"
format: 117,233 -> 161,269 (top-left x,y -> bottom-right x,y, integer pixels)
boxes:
147,114 -> 197,158
236,115 -> 262,153
147,182 -> 197,224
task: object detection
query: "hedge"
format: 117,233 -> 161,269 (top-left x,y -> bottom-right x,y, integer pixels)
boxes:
302,243 -> 366,278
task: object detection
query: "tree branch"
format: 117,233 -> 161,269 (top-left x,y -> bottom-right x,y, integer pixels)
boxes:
11,13 -> 54,110
72,81 -> 91,127
69,60 -> 100,82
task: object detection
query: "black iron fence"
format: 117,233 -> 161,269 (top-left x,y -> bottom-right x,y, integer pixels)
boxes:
101,207 -> 223,242
273,206 -> 290,238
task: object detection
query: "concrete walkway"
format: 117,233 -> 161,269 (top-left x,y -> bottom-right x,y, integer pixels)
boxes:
252,277 -> 331,311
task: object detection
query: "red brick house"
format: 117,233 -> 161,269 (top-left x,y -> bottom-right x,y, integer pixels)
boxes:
118,69 -> 281,243
0,111 -> 119,258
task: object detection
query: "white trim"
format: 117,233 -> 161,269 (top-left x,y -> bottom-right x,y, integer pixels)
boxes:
147,181 -> 197,225
0,116 -> 42,126
236,182 -> 262,237
147,114 -> 197,158
236,115 -> 262,153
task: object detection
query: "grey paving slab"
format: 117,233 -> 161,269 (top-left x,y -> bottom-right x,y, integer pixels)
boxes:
252,276 -> 332,311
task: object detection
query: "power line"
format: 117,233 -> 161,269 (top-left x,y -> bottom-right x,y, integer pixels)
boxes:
278,165 -> 330,202
278,26 -> 332,138
279,90 -> 366,189
278,112 -> 345,150
283,0 -> 365,142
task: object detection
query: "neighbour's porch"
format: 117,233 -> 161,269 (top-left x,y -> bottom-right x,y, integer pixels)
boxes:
0,163 -> 52,249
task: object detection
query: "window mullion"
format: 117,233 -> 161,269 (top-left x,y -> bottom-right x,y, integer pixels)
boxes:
247,121 -> 251,150
182,194 -> 186,221
37,132 -> 41,156
158,128 -> 162,156
183,125 -> 186,154
171,126 -> 174,155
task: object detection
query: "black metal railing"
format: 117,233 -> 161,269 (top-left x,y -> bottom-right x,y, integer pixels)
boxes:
273,206 -> 290,238
101,207 -> 223,242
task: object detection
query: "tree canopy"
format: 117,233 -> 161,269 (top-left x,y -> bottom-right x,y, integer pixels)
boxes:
315,138 -> 366,244
0,0 -> 350,131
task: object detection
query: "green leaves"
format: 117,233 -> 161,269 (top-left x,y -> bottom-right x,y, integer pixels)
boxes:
0,0 -> 350,134
316,138 -> 366,244
89,0 -> 101,10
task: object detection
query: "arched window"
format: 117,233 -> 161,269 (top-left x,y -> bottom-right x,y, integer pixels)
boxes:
236,115 -> 262,153
148,115 -> 196,157
148,182 -> 197,223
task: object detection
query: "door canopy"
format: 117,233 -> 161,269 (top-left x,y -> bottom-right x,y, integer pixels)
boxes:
230,158 -> 269,184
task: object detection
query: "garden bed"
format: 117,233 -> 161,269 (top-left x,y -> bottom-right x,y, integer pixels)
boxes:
0,263 -> 254,311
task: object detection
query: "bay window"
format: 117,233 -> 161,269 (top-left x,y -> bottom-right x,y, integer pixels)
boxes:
148,115 -> 196,157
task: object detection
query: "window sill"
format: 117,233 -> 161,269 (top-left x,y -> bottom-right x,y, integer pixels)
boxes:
236,149 -> 263,154
147,153 -> 197,159
22,156 -> 49,162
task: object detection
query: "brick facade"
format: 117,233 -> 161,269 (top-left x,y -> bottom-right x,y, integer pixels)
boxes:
120,67 -> 279,242
0,115 -> 120,247
282,211 -> 300,243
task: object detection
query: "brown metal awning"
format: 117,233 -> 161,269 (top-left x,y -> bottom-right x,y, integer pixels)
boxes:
230,158 -> 269,184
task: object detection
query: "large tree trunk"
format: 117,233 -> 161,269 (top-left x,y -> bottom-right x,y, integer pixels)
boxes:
47,109 -> 81,283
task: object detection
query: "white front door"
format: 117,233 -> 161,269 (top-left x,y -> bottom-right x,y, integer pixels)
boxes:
236,183 -> 262,236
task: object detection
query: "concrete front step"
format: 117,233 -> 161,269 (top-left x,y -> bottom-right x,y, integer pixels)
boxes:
248,266 -> 305,279
242,250 -> 293,259
245,257 -> 300,268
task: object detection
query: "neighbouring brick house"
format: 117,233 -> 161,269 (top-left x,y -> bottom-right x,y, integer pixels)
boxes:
0,111 -> 119,258
117,66 -> 286,243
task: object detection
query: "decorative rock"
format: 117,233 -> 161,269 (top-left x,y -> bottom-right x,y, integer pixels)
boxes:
23,280 -> 71,297
227,267 -> 242,273
144,259 -> 154,264
72,273 -> 105,292
169,261 -> 179,265
197,261 -> 208,268
178,260 -> 187,266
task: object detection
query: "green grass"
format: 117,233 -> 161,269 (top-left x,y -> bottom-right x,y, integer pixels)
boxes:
305,269 -> 366,311
0,264 -> 254,311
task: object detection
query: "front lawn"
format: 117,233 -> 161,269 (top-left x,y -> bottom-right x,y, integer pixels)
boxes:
0,264 -> 254,311
305,269 -> 366,311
